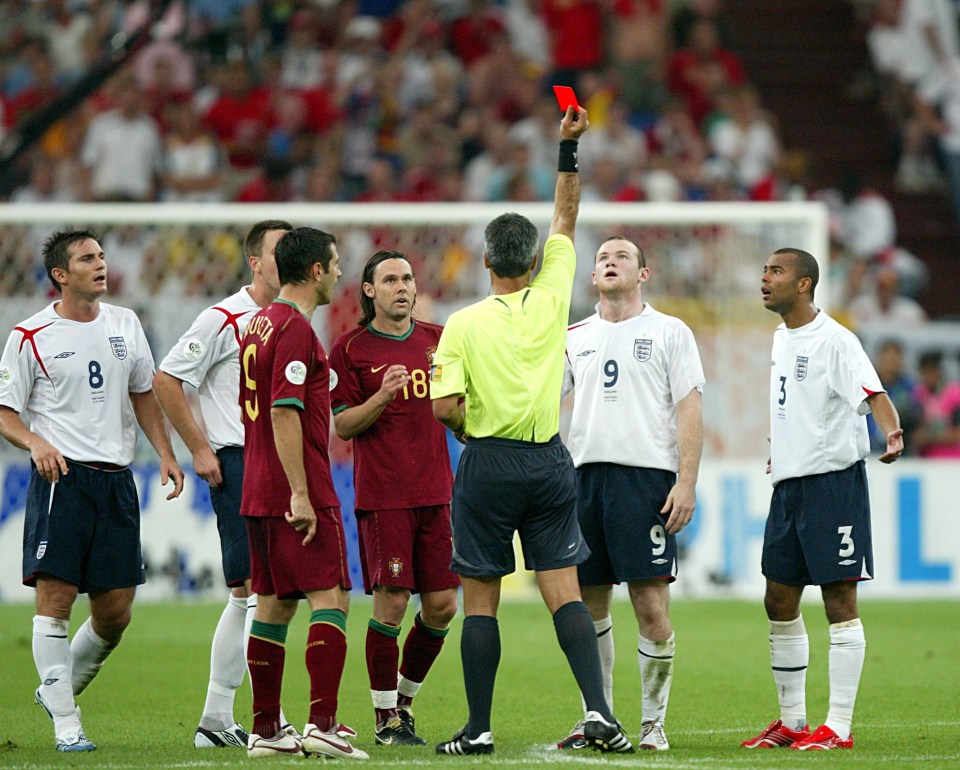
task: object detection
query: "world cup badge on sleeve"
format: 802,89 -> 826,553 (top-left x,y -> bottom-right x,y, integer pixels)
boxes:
109,336 -> 127,360
634,339 -> 652,362
794,356 -> 809,381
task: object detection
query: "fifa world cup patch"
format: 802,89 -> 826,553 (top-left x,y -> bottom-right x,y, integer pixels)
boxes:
0,365 -> 12,385
183,339 -> 204,361
430,364 -> 442,382
387,558 -> 404,577
285,360 -> 307,385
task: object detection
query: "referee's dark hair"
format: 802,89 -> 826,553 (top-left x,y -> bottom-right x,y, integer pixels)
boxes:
244,219 -> 293,260
774,247 -> 819,299
359,250 -> 408,326
484,212 -> 540,279
42,229 -> 100,292
275,227 -> 338,286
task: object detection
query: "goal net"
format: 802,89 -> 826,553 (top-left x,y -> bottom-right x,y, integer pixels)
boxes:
0,201 -> 828,462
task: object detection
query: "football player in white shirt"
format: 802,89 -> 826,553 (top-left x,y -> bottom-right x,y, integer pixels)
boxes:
742,248 -> 903,752
0,230 -> 184,752
153,220 -> 299,749
558,236 -> 705,752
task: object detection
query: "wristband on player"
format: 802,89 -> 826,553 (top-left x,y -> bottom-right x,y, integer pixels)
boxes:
558,139 -> 579,173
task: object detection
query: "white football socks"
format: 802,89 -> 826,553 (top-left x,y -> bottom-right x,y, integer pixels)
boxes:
33,615 -> 80,734
70,616 -> 115,696
578,615 -> 614,719
200,595 -> 248,730
825,618 -> 865,741
638,632 -> 674,725
769,615 -> 809,730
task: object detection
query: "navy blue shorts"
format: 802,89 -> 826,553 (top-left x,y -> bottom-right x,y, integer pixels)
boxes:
576,463 -> 678,586
22,461 -> 144,593
208,446 -> 250,587
450,435 -> 588,577
763,461 -> 874,587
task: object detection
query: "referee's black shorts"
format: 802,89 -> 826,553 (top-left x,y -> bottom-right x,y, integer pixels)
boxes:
450,434 -> 589,577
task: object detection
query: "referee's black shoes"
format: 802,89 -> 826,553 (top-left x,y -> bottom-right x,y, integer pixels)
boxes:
584,711 -> 635,753
435,726 -> 494,755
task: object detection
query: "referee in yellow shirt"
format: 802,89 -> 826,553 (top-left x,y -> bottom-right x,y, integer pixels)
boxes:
431,105 -> 632,756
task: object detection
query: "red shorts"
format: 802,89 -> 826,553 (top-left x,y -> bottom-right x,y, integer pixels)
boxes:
245,510 -> 351,599
356,505 -> 460,595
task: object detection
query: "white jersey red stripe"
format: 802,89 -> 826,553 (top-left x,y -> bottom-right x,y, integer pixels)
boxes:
0,302 -> 155,466
158,287 -> 261,451
769,310 -> 884,485
563,303 -> 705,471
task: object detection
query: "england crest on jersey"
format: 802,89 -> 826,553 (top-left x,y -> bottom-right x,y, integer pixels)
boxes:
109,336 -> 127,360
634,339 -> 652,362
794,356 -> 809,381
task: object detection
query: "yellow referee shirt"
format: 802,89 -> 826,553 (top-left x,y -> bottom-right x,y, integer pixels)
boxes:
430,233 -> 576,442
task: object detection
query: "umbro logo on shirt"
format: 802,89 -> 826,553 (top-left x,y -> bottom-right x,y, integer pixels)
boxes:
54,352 -> 75,359
577,349 -> 596,357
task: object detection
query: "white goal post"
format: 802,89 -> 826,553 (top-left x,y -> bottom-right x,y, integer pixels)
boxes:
0,201 -> 828,460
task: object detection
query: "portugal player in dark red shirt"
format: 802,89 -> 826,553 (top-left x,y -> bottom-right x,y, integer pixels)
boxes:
330,250 -> 459,746
239,227 -> 367,760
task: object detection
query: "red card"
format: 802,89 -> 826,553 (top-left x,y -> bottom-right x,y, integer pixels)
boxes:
553,85 -> 580,114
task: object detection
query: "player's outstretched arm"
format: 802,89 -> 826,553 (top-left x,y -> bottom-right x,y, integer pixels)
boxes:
548,106 -> 589,241
0,405 -> 69,482
866,391 -> 904,463
153,370 -> 223,486
130,390 -> 185,499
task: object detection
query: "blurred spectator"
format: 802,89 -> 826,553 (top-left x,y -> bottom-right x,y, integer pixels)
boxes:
10,154 -> 70,203
912,350 -> 960,458
706,84 -> 780,198
830,171 -> 897,260
667,17 -> 746,128
234,156 -> 294,202
608,0 -> 669,121
202,60 -> 272,170
649,98 -> 708,194
280,9 -> 325,89
848,265 -> 928,330
578,101 -> 650,181
540,0 -> 604,88
867,339 -> 923,454
449,0 -> 507,68
354,154 -> 406,202
485,137 -> 553,201
188,0 -> 261,64
161,103 -> 225,202
915,52 -> 960,236
41,0 -> 94,82
80,71 -> 162,201
6,46 -> 62,126
582,153 -> 644,201
671,0 -> 734,49
462,117 -> 513,201
503,0 -> 550,70
141,55 -> 193,132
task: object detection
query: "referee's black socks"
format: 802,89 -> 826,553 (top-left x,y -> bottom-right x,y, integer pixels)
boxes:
553,601 -> 613,721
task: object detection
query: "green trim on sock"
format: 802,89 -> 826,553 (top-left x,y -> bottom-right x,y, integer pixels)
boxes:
310,609 -> 347,633
416,613 -> 449,638
250,620 -> 288,645
368,617 -> 401,637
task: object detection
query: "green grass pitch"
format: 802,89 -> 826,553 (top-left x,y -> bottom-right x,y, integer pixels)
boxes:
0,597 -> 957,768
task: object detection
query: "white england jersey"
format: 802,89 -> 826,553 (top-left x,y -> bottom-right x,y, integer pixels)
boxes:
769,310 -> 884,486
0,302 -> 155,466
158,287 -> 260,452
563,303 -> 705,471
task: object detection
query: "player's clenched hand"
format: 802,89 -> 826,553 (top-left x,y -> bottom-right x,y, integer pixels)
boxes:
193,445 -> 223,488
661,480 -> 696,535
161,457 -> 185,500
285,492 -> 317,545
377,365 -> 411,405
30,437 -> 68,483
879,428 -> 904,464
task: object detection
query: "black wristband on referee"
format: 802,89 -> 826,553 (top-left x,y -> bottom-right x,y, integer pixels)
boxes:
558,139 -> 579,173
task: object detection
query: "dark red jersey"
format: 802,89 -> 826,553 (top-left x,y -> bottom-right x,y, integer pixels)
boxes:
240,300 -> 338,517
330,321 -> 453,510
